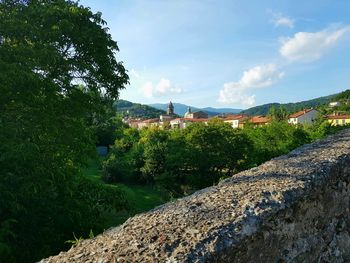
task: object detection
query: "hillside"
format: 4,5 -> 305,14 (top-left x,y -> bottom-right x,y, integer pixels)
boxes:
115,90 -> 349,119
114,100 -> 167,119
334,89 -> 350,101
149,102 -> 241,116
201,107 -> 242,114
242,94 -> 337,115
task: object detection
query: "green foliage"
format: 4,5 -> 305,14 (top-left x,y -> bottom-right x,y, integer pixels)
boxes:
304,118 -> 350,140
182,120 -> 253,187
0,0 -> 129,262
243,121 -> 311,165
65,229 -> 94,246
100,112 -> 348,229
102,128 -> 143,183
65,233 -> 84,246
268,105 -> 288,121
140,128 -> 170,182
103,121 -> 254,195
102,153 -> 133,183
88,97 -> 129,147
335,89 -> 350,101
0,219 -> 16,261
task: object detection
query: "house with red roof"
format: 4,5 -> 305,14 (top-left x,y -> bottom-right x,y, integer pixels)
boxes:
249,115 -> 271,127
223,114 -> 249,128
327,113 -> 350,126
137,118 -> 160,129
288,109 -> 319,125
170,118 -> 208,129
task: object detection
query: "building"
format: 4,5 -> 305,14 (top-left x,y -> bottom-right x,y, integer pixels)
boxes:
288,109 -> 319,125
126,101 -> 176,129
127,119 -> 142,129
223,114 -> 249,128
137,118 -> 160,129
184,107 -> 192,118
159,114 -> 173,122
329,101 -> 341,108
160,101 -> 176,122
249,116 -> 271,127
170,118 -> 208,129
184,107 -> 208,119
327,113 -> 350,126
167,101 -> 174,115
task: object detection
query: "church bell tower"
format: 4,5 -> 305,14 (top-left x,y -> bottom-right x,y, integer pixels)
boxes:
167,101 -> 174,115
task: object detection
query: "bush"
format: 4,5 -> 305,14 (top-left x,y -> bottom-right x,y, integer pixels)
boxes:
102,154 -> 135,183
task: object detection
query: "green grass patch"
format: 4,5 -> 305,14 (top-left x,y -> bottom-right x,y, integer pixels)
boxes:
82,157 -> 167,228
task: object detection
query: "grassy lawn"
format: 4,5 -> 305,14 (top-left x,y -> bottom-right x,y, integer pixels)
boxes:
82,158 -> 167,228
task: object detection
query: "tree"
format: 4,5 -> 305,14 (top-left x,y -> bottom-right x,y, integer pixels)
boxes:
335,89 -> 350,101
140,128 -> 169,183
0,0 -> 129,262
183,120 -> 253,187
268,105 -> 288,121
102,128 -> 142,183
244,121 -> 311,165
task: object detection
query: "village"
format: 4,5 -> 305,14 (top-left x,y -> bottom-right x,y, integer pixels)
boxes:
4,0 -> 350,262
123,101 -> 350,130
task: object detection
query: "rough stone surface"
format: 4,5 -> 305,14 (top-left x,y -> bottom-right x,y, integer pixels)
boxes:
41,129 -> 350,263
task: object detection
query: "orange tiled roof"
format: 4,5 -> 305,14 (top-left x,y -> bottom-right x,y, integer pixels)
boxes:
142,118 -> 159,123
327,114 -> 350,120
288,109 -> 314,118
223,114 -> 248,121
250,116 -> 270,124
171,118 -> 208,122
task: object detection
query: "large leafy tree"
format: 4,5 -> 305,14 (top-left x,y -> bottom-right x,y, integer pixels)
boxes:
0,0 -> 129,262
268,105 -> 288,121
183,120 -> 253,187
243,121 -> 311,165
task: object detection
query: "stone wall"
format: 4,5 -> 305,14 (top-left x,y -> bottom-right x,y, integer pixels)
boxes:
41,129 -> 350,263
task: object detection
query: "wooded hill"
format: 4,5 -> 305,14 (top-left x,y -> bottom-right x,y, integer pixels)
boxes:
241,94 -> 337,115
114,100 -> 168,119
115,90 -> 349,119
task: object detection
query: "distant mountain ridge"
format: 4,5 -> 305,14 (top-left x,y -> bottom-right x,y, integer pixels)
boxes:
148,103 -> 242,116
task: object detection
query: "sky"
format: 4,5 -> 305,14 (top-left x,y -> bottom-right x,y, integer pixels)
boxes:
80,0 -> 350,109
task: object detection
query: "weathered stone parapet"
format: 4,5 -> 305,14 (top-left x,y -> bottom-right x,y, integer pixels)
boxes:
41,129 -> 350,263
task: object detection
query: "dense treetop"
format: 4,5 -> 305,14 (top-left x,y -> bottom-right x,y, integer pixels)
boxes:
0,0 -> 128,98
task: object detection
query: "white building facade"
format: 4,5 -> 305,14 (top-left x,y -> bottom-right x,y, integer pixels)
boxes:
288,109 -> 319,125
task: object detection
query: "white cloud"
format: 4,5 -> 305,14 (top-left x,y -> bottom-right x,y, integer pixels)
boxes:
142,78 -> 183,98
240,64 -> 285,88
269,11 -> 294,28
275,17 -> 294,28
280,26 -> 350,62
219,85 -> 256,106
218,64 -> 284,106
273,13 -> 294,28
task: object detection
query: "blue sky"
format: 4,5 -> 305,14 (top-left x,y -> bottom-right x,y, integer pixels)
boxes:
81,0 -> 350,109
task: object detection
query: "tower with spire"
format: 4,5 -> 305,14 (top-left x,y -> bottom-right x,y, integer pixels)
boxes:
167,101 -> 174,115
184,106 -> 192,118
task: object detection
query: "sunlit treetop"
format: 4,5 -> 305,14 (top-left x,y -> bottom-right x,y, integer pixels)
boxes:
0,0 -> 129,99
